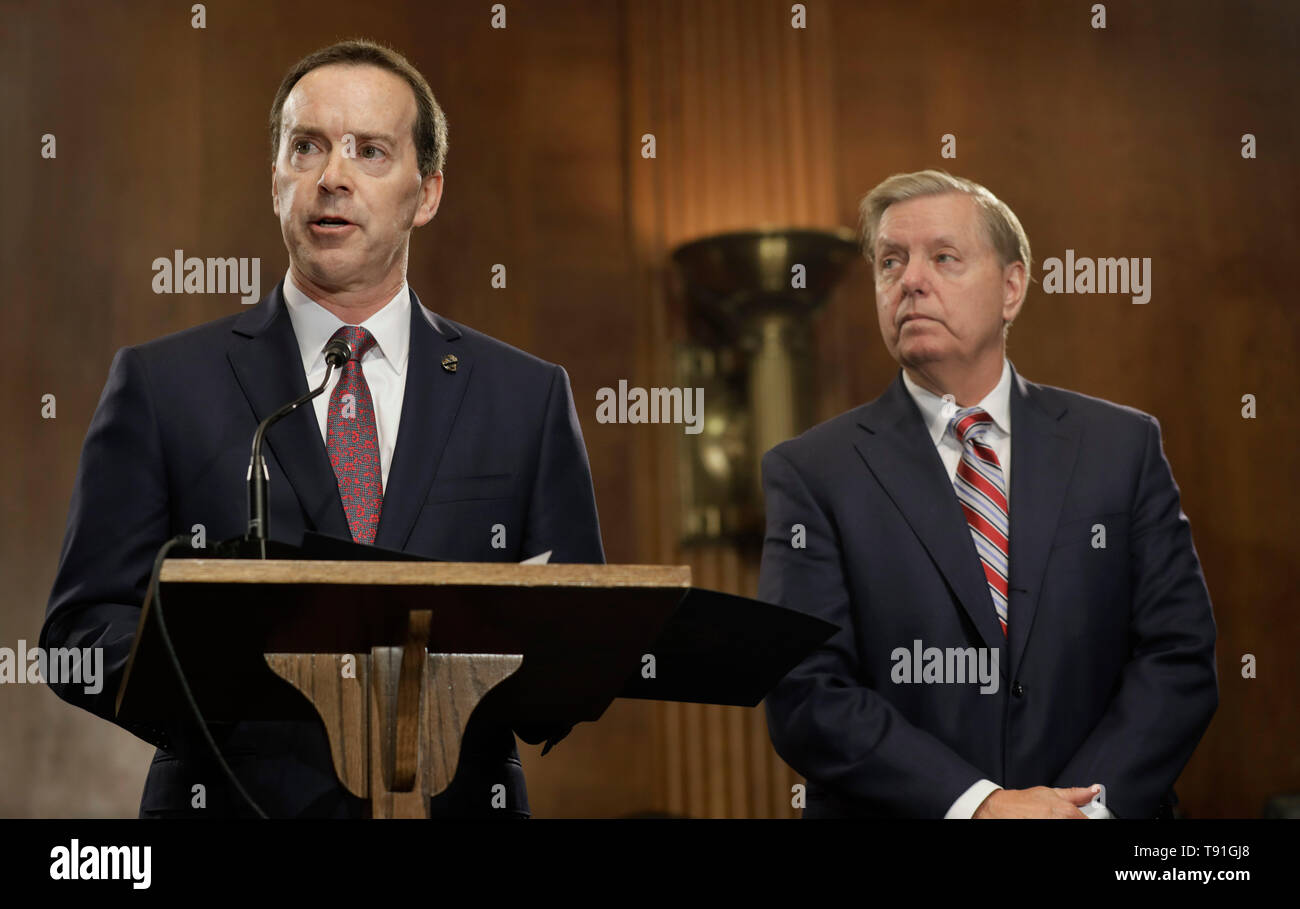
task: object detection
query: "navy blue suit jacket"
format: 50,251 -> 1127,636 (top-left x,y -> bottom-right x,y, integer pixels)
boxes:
41,279 -> 605,817
759,362 -> 1217,819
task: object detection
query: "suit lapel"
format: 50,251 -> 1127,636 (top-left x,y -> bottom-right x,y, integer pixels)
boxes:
1004,363 -> 1079,679
227,279 -> 352,540
372,289 -> 472,551
853,371 -> 1009,669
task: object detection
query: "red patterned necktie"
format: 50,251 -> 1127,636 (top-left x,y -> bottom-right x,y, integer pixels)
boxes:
949,406 -> 1009,638
326,325 -> 383,544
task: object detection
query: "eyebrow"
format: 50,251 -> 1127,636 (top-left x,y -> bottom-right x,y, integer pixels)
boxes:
289,126 -> 400,147
876,235 -> 964,254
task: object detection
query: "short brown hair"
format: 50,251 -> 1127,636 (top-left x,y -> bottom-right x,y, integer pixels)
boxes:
268,38 -> 448,178
857,169 -> 1032,284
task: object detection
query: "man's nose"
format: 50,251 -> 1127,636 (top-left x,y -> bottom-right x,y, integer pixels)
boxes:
316,148 -> 354,193
900,257 -> 928,296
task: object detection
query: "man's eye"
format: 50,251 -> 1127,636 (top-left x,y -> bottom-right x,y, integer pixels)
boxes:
293,141 -> 314,154
361,146 -> 383,159
881,257 -> 898,269
937,253 -> 955,262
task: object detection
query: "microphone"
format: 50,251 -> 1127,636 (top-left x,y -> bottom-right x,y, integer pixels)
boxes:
245,337 -> 353,557
323,337 -> 354,369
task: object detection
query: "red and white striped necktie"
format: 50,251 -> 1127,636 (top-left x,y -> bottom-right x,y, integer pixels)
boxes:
949,407 -> 1009,638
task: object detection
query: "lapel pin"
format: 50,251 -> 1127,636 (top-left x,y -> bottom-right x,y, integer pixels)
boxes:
441,354 -> 459,373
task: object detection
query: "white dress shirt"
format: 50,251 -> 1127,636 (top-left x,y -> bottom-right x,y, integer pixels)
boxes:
281,270 -> 409,490
901,358 -> 1111,819
901,357 -> 1013,505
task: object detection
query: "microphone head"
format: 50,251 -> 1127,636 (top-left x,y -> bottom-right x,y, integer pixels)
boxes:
323,337 -> 353,367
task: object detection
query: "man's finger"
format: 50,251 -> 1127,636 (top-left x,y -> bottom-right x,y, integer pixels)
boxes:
1054,785 -> 1102,805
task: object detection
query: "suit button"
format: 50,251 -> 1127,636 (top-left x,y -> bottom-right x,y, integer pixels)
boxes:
1012,682 -> 1025,698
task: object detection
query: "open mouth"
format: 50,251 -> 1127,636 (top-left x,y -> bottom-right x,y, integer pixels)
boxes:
310,217 -> 356,234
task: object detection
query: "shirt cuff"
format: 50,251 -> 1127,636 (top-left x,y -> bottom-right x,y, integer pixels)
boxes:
946,779 -> 1002,818
1080,795 -> 1114,818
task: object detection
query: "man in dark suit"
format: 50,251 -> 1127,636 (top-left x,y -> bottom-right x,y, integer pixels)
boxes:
759,170 -> 1217,819
40,39 -> 603,818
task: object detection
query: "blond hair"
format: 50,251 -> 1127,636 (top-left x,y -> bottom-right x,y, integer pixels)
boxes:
858,169 -> 1032,284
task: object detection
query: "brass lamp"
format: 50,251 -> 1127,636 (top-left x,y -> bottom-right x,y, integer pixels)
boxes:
671,227 -> 859,543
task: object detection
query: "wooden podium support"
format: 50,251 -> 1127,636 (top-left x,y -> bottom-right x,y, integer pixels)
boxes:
264,650 -> 524,818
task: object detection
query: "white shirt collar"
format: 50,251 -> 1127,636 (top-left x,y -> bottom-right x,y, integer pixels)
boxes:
281,269 -> 410,377
901,356 -> 1012,445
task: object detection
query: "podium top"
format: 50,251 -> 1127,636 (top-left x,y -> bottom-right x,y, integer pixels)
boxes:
123,556 -> 833,726
159,559 -> 692,589
122,558 -> 698,726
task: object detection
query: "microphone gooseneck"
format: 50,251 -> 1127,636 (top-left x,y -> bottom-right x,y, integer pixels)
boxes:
245,337 -> 354,557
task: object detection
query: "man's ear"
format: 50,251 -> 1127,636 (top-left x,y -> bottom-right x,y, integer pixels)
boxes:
1002,260 -> 1027,323
271,162 -> 279,217
412,171 -> 444,228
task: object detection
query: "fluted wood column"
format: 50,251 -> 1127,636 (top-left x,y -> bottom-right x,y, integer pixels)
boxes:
623,0 -> 843,818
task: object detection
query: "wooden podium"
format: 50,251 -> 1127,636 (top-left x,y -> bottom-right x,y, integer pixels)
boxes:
116,557 -> 833,818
